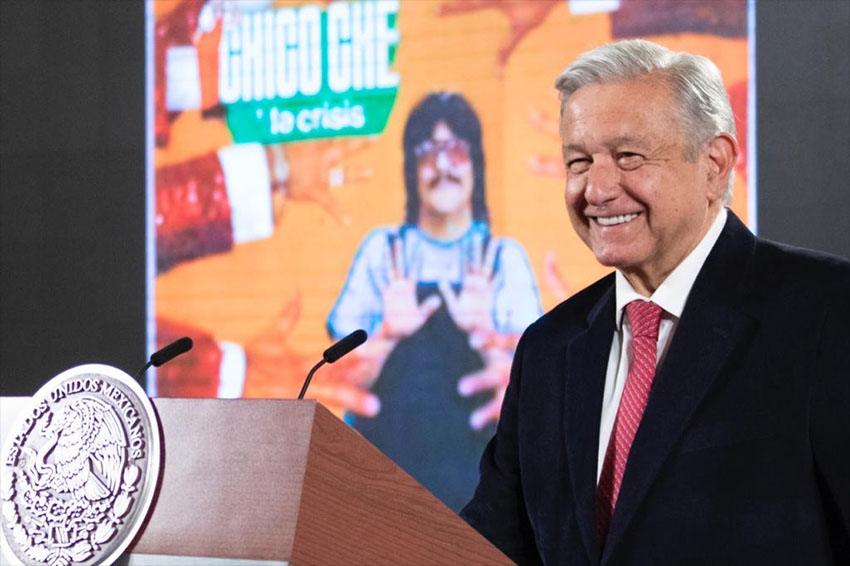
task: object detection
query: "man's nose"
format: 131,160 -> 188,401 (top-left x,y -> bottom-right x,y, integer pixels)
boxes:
584,158 -> 621,204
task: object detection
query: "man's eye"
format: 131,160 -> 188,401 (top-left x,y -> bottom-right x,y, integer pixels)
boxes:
567,158 -> 590,174
617,153 -> 644,169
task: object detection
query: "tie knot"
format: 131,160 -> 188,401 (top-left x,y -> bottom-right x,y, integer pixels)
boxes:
625,300 -> 662,339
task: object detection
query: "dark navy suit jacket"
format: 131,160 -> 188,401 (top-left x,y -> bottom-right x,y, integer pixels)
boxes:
461,213 -> 850,565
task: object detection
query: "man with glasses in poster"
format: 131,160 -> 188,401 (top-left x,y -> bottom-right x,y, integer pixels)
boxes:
328,92 -> 542,511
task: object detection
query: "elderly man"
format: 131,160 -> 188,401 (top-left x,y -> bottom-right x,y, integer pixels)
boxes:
461,40 -> 849,565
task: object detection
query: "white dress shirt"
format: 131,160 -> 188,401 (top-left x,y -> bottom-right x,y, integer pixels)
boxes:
596,208 -> 728,482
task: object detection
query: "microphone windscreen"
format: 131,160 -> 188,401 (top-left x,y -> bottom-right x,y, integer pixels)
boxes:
151,336 -> 194,367
323,329 -> 367,363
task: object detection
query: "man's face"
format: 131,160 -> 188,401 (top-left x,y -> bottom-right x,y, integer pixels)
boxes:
560,79 -> 723,291
416,121 -> 474,218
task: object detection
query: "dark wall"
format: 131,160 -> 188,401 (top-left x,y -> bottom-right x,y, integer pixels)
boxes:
1,1 -> 848,396
1,0 -> 145,394
757,0 -> 850,255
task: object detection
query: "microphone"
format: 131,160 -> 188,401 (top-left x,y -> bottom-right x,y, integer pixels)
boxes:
135,337 -> 194,384
298,330 -> 367,400
322,329 -> 367,363
151,336 -> 194,367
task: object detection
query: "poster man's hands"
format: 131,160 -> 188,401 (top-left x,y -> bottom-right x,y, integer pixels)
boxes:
438,0 -> 559,71
526,109 -> 565,178
381,238 -> 442,338
275,138 -> 373,224
243,296 -> 380,417
435,236 -> 513,431
525,110 -> 573,304
439,237 -> 497,339
457,333 -> 520,430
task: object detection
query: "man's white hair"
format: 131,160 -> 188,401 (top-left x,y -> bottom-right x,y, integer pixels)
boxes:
555,39 -> 737,204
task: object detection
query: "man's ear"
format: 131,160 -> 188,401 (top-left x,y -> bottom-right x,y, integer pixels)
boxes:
704,133 -> 739,199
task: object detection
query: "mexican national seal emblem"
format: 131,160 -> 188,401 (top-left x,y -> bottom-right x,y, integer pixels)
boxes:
1,365 -> 161,566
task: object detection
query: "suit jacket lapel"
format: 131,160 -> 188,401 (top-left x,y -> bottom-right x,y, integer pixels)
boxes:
564,280 -> 616,566
601,213 -> 758,564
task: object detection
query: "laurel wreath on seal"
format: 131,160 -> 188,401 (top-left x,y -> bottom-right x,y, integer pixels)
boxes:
2,397 -> 142,566
3,462 -> 140,566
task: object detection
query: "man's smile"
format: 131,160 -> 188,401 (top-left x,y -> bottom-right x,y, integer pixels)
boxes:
590,212 -> 641,227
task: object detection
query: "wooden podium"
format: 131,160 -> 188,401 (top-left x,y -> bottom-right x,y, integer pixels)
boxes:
0,398 -> 511,565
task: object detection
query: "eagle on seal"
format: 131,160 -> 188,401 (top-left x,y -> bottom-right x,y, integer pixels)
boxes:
29,396 -> 127,502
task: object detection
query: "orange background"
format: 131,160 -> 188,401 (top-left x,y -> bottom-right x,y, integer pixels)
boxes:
154,0 -> 751,357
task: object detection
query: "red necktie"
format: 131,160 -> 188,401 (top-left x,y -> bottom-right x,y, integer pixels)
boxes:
597,300 -> 663,541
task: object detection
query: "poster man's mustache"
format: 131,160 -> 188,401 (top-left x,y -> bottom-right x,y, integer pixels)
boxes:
428,173 -> 463,188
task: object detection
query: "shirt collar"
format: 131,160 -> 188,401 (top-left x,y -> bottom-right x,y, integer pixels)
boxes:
615,207 -> 728,328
